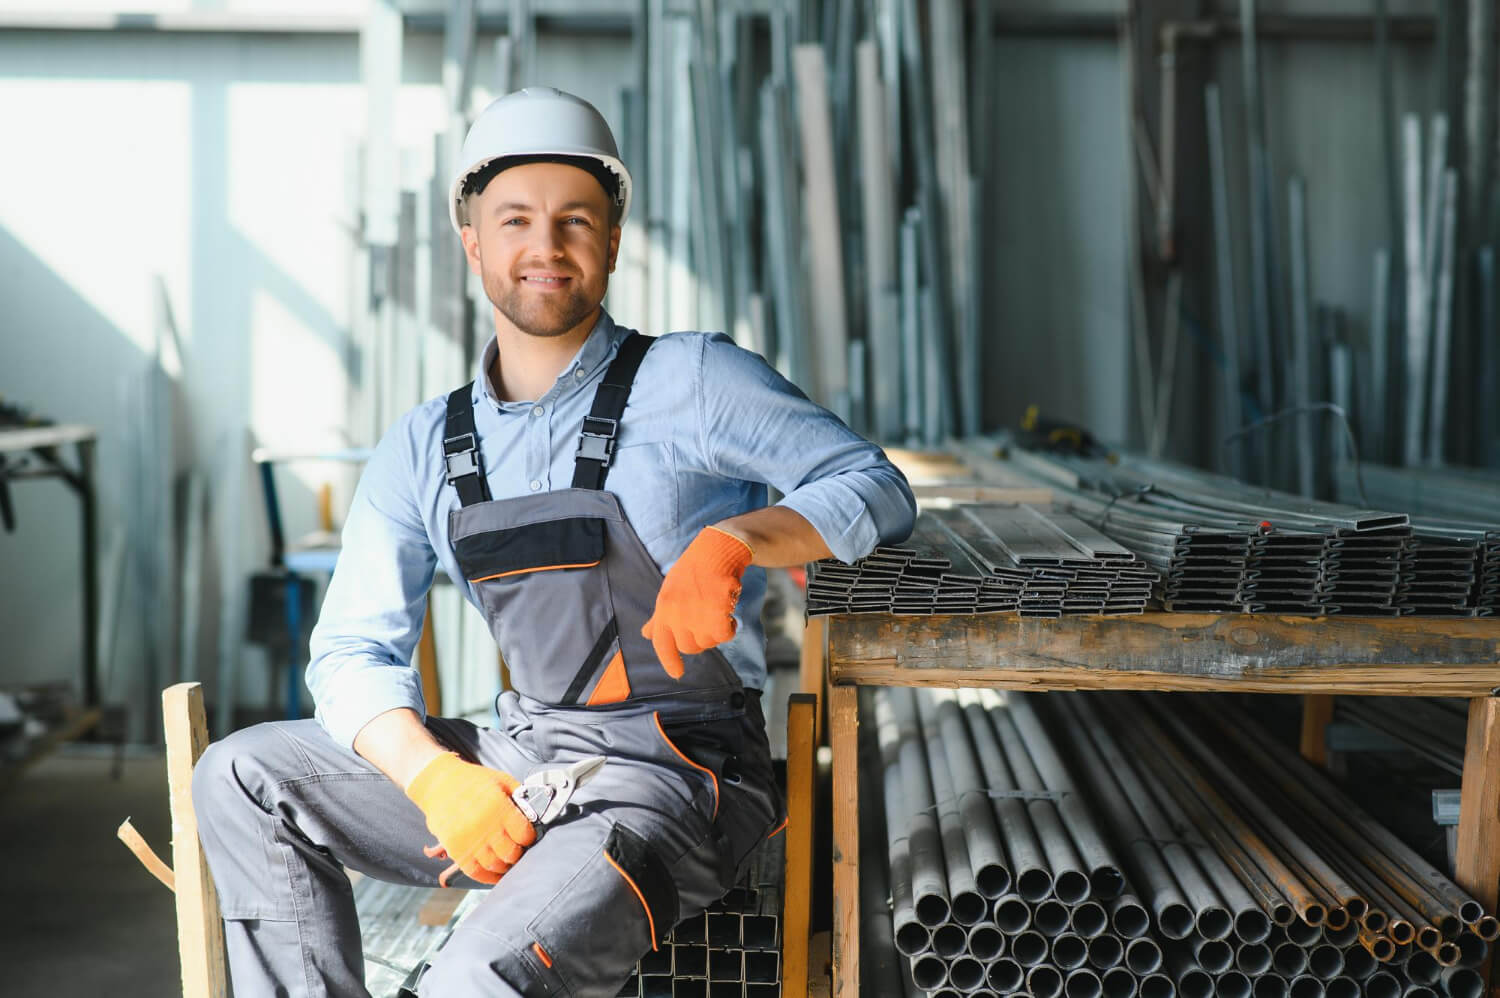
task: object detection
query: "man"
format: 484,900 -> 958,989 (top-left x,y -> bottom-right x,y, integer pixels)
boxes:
193,87 -> 915,997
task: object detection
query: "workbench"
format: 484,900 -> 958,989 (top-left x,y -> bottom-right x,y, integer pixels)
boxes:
822,610 -> 1500,998
0,425 -> 101,741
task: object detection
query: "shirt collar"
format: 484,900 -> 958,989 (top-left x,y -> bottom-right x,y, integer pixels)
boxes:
473,308 -> 624,410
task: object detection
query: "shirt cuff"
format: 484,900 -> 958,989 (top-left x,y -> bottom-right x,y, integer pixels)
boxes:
777,478 -> 882,565
313,661 -> 428,752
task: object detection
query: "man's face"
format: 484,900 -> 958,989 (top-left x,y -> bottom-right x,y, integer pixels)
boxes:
460,161 -> 621,339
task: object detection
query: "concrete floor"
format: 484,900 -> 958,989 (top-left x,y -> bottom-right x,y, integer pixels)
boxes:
1,749 -> 179,997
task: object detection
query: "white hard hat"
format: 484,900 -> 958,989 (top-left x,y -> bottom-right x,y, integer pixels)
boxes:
449,87 -> 632,233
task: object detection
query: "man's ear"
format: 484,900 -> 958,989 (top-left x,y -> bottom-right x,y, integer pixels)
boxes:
607,224 -> 622,273
460,225 -> 483,276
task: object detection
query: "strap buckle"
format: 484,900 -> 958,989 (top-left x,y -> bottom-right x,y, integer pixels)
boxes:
575,416 -> 619,467
443,433 -> 479,482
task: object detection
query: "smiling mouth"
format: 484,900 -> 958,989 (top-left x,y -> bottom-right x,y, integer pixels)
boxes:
521,275 -> 571,288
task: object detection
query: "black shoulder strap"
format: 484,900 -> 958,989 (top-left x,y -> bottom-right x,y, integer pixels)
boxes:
571,333 -> 655,490
443,383 -> 492,507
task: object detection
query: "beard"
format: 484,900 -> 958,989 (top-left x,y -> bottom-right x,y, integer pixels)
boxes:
484,267 -> 600,339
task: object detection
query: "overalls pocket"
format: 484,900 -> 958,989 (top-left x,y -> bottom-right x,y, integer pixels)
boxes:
654,711 -> 775,890
456,516 -> 623,705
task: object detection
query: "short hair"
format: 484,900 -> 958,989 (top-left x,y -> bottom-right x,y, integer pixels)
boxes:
461,154 -> 624,227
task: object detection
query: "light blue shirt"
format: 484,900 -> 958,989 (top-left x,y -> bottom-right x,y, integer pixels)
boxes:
308,309 -> 916,749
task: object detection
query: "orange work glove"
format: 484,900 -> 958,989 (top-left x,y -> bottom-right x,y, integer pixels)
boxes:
405,752 -> 537,887
642,525 -> 755,679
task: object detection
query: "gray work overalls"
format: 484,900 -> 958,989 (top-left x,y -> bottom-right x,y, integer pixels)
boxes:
192,333 -> 782,998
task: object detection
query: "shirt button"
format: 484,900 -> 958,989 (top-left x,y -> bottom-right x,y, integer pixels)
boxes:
529,479 -> 541,491
531,406 -> 545,418
575,368 -> 586,379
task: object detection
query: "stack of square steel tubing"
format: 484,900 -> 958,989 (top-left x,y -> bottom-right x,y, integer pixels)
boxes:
617,831 -> 784,998
805,503 -> 1157,617
865,687 -> 1496,998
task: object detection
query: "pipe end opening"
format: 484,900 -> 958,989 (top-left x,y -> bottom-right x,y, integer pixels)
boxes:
976,864 -> 1012,900
1065,970 -> 1103,998
1112,900 -> 1151,939
1055,870 -> 1092,906
1160,903 -> 1195,941
1235,911 -> 1273,945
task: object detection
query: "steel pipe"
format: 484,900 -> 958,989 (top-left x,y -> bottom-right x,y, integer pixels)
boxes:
951,955 -> 987,993
885,689 -> 950,927
1125,937 -> 1163,975
1439,966 -> 1483,998
959,692 -> 1054,903
1013,930 -> 1050,967
1142,972 -> 1177,998
1036,900 -> 1072,937
1072,901 -> 1110,939
1053,934 -> 1090,971
995,895 -> 1033,934
1405,950 -> 1441,986
1067,969 -> 1104,998
933,693 -> 1014,899
1058,697 -> 1197,939
985,694 -> 1091,905
912,953 -> 949,991
1147,705 -> 1366,924
1272,941 -> 1308,977
1009,693 -> 1127,899
1234,943 -> 1272,976
1366,971 -> 1403,998
988,958 -> 1025,993
1116,718 -> 1268,943
1112,896 -> 1152,939
1087,934 -> 1124,971
1216,971 -> 1252,998
1288,975 -> 1324,998
1030,964 -> 1065,998
1103,966 -> 1139,998
1194,938 -> 1235,975
914,691 -> 987,926
874,690 -> 931,956
1219,705 -> 1478,937
1306,944 -> 1344,981
968,923 -> 1005,962
1250,974 -> 1289,998
934,923 -> 969,959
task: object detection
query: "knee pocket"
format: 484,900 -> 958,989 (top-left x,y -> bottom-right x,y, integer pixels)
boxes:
420,934 -> 564,998
523,823 -> 681,995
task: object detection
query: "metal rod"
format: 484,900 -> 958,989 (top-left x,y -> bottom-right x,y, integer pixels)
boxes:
1427,169 -> 1459,463
1205,82 -> 1244,478
1370,249 -> 1392,460
1241,0 -> 1279,462
1288,176 -> 1316,495
1402,113 -> 1430,465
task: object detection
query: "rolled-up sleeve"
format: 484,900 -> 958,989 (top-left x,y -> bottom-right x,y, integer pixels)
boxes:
306,414 -> 437,750
696,333 -> 916,563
